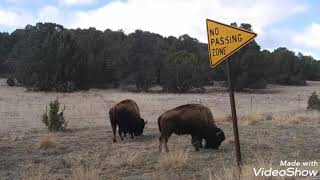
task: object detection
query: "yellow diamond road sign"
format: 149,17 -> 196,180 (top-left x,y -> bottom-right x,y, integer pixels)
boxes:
206,19 -> 257,68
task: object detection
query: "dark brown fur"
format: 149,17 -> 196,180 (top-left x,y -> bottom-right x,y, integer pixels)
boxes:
109,99 -> 147,142
158,104 -> 225,152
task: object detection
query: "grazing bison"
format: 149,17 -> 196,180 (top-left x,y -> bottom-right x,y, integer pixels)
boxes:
158,104 -> 225,152
109,99 -> 147,142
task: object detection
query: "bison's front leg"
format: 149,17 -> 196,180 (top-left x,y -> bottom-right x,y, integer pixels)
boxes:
118,129 -> 124,141
199,139 -> 203,148
164,138 -> 169,152
159,137 -> 163,152
191,135 -> 201,151
130,132 -> 134,139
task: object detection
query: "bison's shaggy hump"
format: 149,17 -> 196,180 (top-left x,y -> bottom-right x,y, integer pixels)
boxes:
116,99 -> 140,114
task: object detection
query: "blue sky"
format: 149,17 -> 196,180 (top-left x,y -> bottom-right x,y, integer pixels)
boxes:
0,0 -> 319,59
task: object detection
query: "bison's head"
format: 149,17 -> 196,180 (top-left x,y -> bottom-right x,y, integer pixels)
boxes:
134,118 -> 147,136
205,127 -> 225,149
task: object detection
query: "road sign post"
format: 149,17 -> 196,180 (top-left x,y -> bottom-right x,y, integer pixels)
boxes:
206,19 -> 257,171
225,57 -> 242,168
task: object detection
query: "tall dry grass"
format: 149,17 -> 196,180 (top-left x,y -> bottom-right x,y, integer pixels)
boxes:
251,130 -> 273,150
21,169 -> 45,180
109,151 -> 139,167
272,110 -> 320,125
21,164 -> 47,180
158,146 -> 190,170
215,110 -> 264,125
38,133 -> 57,149
216,110 -> 320,126
68,165 -> 101,180
240,111 -> 264,125
64,156 -> 101,180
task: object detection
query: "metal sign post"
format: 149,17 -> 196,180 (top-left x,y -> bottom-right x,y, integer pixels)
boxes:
225,57 -> 242,168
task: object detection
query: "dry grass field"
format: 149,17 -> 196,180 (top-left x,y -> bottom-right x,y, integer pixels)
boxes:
0,79 -> 320,179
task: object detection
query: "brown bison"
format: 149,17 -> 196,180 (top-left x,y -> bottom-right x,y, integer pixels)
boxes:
109,99 -> 147,142
158,104 -> 225,152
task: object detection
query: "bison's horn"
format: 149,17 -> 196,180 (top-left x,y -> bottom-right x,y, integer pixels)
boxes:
144,120 -> 148,125
216,129 -> 222,135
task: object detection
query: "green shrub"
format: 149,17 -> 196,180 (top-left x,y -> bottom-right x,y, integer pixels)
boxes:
307,92 -> 320,111
42,99 -> 68,131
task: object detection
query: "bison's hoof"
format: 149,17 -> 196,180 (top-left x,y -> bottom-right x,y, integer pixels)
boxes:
113,139 -> 117,143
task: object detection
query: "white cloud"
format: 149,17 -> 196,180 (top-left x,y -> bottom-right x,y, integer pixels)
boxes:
70,0 -> 307,43
36,6 -> 65,24
0,8 -> 33,27
256,23 -> 320,60
0,10 -> 21,27
0,6 -> 70,29
59,0 -> 96,6
0,0 -> 307,42
293,23 -> 320,48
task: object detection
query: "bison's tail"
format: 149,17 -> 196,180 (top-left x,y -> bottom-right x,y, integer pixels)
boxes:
113,106 -> 118,123
109,106 -> 117,128
157,116 -> 162,132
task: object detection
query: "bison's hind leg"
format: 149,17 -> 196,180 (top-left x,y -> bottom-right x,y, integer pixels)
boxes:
159,128 -> 172,153
159,135 -> 169,153
110,120 -> 117,143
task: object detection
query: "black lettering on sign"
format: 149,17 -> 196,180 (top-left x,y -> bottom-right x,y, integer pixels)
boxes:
210,39 -> 215,46
232,35 -> 238,43
211,47 -> 226,56
210,28 -> 219,36
225,36 -> 230,44
215,28 -> 219,35
215,38 -> 220,45
238,34 -> 242,42
220,37 -> 224,45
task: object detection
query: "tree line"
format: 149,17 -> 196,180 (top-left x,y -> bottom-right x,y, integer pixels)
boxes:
0,22 -> 319,92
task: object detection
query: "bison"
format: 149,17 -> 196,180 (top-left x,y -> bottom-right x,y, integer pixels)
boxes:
109,99 -> 147,142
158,104 -> 225,152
